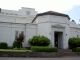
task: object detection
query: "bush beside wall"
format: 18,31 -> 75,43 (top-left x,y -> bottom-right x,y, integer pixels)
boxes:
29,35 -> 50,46
68,37 -> 80,49
0,42 -> 8,49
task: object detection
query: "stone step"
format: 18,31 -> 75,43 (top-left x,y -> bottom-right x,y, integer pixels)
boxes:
58,49 -> 72,53
57,49 -> 79,57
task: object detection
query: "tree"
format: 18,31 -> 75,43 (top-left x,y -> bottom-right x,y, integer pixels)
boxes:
72,20 -> 76,23
13,31 -> 25,48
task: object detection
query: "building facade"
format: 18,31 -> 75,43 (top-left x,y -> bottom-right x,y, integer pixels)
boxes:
0,7 -> 80,49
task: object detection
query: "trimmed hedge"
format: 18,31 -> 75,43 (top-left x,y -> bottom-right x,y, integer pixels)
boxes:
31,46 -> 58,52
29,35 -> 50,46
68,37 -> 80,49
72,47 -> 80,52
0,42 -> 8,49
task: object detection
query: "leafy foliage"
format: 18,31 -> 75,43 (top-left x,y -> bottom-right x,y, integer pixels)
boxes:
16,31 -> 24,43
31,46 -> 58,52
72,47 -> 80,52
13,41 -> 21,48
68,37 -> 80,49
29,35 -> 50,46
0,42 -> 8,49
13,31 -> 24,48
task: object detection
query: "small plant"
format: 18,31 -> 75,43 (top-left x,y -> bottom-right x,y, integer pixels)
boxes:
13,31 -> 25,48
29,35 -> 50,46
0,42 -> 8,49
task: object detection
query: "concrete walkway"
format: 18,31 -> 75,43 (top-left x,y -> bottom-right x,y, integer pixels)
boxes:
0,57 -> 80,60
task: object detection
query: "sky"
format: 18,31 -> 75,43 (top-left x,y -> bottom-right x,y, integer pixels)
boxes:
0,0 -> 80,23
65,5 -> 80,23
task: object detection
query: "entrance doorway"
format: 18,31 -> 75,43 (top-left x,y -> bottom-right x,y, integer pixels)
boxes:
54,32 -> 63,48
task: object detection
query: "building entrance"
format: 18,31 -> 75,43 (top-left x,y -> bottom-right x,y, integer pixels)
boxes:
54,32 -> 63,48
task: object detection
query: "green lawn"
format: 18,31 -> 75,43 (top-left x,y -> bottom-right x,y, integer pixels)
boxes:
0,49 -> 31,52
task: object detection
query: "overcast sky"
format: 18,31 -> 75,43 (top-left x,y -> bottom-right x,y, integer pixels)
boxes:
0,0 -> 80,23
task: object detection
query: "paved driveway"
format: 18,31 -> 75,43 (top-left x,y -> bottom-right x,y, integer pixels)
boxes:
0,57 -> 80,60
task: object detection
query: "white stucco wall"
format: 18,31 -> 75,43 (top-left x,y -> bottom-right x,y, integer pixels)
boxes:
69,27 -> 80,38
1,7 -> 80,49
49,15 -> 70,49
36,14 -> 70,49
24,24 -> 37,47
38,23 -> 51,39
18,7 -> 37,16
0,22 -> 37,47
0,23 -> 25,46
0,7 -> 37,47
35,15 -> 50,23
49,15 -> 69,24
0,14 -> 35,23
69,22 -> 80,38
35,15 -> 51,39
1,7 -> 37,16
35,15 -> 53,46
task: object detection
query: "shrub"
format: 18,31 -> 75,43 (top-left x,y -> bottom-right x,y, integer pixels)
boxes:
31,46 -> 58,52
0,42 -> 8,49
72,47 -> 80,52
29,36 -> 50,46
68,37 -> 80,49
13,41 -> 21,48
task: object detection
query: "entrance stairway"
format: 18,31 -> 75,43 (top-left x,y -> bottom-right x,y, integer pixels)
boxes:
58,49 -> 78,57
58,49 -> 72,53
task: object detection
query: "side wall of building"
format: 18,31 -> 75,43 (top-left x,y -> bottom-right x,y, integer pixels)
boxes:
69,22 -> 80,38
35,15 -> 51,40
0,23 -> 25,46
0,14 -> 34,23
0,23 -> 37,47
24,24 -> 37,47
69,27 -> 80,38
